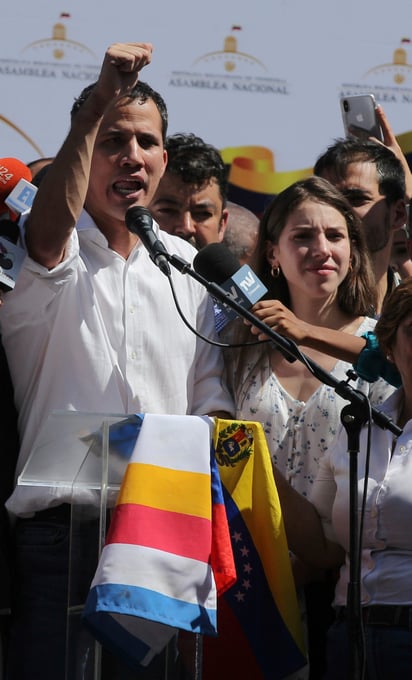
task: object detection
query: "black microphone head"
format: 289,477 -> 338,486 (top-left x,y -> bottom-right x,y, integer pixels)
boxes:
193,243 -> 241,284
125,205 -> 171,275
125,206 -> 153,235
0,217 -> 20,244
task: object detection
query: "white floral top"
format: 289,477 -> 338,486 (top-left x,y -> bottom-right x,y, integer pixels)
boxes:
232,317 -> 396,497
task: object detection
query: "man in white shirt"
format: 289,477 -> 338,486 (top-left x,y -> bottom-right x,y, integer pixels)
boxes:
0,42 -> 233,679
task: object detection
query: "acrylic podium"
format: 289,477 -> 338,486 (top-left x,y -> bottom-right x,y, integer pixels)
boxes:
17,410 -> 203,680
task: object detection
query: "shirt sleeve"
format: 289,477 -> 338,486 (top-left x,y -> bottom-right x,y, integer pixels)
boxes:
309,449 -> 339,544
21,227 -> 79,279
190,291 -> 235,417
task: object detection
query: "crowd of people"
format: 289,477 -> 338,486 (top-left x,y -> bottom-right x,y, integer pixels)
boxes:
0,40 -> 412,680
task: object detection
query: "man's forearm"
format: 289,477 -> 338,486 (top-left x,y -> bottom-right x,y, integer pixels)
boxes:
25,102 -> 103,268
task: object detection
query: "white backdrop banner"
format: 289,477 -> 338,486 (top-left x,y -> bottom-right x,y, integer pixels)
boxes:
2,1 -> 412,212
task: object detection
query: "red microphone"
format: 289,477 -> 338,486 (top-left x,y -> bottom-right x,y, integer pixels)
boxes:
0,158 -> 32,216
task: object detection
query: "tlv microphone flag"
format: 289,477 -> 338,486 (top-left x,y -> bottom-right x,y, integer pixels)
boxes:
193,243 -> 267,333
194,242 -> 268,323
203,419 -> 307,680
83,414 -> 236,669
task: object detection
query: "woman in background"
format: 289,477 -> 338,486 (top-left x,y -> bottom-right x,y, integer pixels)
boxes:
225,176 -> 394,495
223,176 -> 396,678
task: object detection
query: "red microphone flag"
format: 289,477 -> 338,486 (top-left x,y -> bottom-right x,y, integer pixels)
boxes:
0,158 -> 32,215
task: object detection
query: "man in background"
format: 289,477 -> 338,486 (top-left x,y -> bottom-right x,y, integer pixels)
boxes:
223,200 -> 259,266
314,138 -> 407,315
390,223 -> 412,278
150,132 -> 229,249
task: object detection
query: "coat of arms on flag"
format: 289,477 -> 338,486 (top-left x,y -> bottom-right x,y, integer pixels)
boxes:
203,418 -> 307,680
214,421 -> 254,466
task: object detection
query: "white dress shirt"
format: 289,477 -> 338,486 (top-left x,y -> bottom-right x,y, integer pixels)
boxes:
0,212 -> 234,515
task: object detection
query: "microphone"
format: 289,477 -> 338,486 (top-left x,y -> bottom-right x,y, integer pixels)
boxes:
0,158 -> 34,217
0,159 -> 36,291
193,243 -> 267,323
0,219 -> 26,291
193,243 -> 298,362
0,217 -> 19,245
125,206 -> 171,275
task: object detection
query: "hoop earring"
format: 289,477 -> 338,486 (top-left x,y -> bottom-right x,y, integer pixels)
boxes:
271,265 -> 280,279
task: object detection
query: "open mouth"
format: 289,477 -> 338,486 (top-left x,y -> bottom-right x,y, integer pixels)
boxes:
113,179 -> 143,196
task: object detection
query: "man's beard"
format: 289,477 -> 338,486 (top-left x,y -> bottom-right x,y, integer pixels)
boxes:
365,214 -> 391,253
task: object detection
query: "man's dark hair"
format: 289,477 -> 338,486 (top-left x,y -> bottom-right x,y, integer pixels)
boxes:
314,138 -> 406,204
164,133 -> 228,205
70,80 -> 168,142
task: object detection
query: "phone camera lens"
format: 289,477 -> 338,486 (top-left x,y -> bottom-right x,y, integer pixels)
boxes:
343,100 -> 349,112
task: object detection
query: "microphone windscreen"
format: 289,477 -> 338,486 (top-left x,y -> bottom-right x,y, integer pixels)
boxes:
193,243 -> 241,284
0,158 -> 32,214
125,205 -> 153,234
0,218 -> 20,244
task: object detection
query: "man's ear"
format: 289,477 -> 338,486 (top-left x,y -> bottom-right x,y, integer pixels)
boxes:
391,198 -> 408,232
159,149 -> 168,181
218,208 -> 229,242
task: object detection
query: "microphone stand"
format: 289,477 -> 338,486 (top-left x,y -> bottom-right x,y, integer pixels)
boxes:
166,252 -> 402,680
340,400 -> 371,680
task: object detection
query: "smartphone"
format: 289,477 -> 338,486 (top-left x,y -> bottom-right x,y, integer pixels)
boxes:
340,94 -> 383,142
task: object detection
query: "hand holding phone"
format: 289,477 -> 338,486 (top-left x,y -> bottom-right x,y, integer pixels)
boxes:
340,94 -> 383,142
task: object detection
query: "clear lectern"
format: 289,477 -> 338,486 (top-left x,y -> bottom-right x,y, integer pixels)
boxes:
18,410 -> 203,680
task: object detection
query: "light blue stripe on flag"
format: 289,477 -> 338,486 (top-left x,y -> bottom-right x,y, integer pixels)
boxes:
84,583 -> 217,636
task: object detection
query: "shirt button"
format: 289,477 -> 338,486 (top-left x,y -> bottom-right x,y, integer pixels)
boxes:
131,351 -> 137,360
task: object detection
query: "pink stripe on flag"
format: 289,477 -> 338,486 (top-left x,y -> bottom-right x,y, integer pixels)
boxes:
106,503 -> 212,563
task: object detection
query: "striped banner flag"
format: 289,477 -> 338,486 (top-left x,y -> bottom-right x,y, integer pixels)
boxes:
83,413 -> 235,669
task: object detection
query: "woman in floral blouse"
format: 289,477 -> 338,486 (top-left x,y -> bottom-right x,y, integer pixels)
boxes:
223,176 -> 396,678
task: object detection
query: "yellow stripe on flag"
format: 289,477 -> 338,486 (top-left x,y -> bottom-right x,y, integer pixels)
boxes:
117,462 -> 211,519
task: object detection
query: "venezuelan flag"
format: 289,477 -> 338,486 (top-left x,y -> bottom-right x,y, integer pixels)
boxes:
203,419 -> 307,680
83,413 -> 235,669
